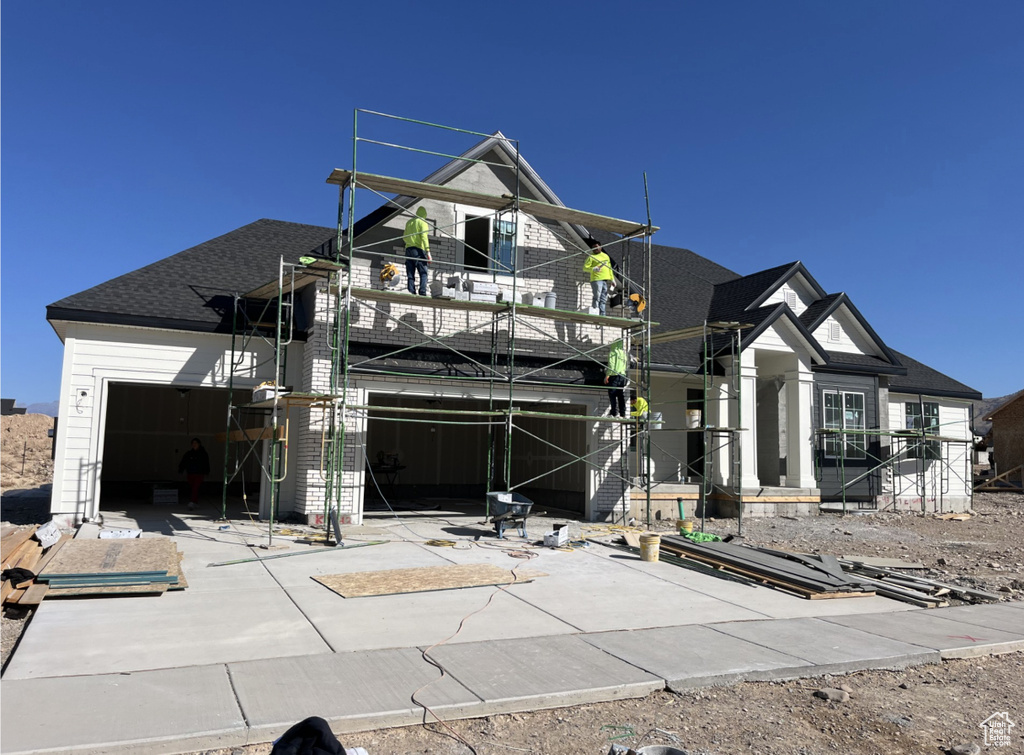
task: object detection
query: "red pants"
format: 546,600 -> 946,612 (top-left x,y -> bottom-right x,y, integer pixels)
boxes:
187,474 -> 204,504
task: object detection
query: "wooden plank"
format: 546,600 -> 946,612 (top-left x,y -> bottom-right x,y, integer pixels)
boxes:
3,538 -> 40,571
38,538 -> 177,579
214,426 -> 287,443
313,563 -> 547,598
1,526 -> 39,565
33,536 -> 71,574
0,580 -> 14,603
16,583 -> 49,606
841,555 -> 926,569
622,532 -> 642,549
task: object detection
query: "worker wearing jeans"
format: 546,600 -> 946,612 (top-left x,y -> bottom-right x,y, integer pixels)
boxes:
403,206 -> 432,295
583,239 -> 614,316
604,338 -> 628,417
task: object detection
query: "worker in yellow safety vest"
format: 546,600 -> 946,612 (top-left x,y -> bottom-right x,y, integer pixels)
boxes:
583,239 -> 614,316
403,206 -> 432,296
630,396 -> 649,419
604,339 -> 628,417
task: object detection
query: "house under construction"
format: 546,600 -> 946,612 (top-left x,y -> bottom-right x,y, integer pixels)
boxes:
45,111 -> 981,529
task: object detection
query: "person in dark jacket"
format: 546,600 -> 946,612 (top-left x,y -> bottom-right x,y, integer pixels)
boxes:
178,438 -> 210,510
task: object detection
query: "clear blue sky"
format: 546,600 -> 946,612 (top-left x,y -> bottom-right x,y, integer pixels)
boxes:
3,1 -> 1022,406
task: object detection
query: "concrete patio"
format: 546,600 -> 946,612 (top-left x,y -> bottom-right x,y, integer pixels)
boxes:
3,501 -> 1022,754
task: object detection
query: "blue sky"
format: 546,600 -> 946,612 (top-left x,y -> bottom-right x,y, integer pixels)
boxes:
3,1 -> 1022,406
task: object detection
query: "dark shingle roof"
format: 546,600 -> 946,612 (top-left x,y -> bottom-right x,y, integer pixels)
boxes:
46,215 -> 979,401
888,350 -> 982,399
707,262 -> 796,320
798,293 -> 843,329
820,351 -> 906,375
47,219 -> 335,335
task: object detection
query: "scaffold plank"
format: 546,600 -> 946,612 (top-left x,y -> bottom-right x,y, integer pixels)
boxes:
244,260 -> 344,300
345,287 -> 653,329
325,170 -> 658,235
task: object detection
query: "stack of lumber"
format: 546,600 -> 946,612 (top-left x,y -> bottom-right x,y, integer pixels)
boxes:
36,538 -> 186,598
838,557 -> 999,607
1,525 -> 72,606
658,535 -> 876,600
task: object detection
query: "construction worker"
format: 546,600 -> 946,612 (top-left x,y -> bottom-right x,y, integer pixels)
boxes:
630,395 -> 649,419
403,206 -> 432,296
177,438 -> 210,511
583,239 -> 614,316
604,339 -> 627,417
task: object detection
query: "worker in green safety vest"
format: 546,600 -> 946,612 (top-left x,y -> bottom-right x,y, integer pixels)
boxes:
583,239 -> 614,316
604,339 -> 627,417
403,206 -> 432,296
631,395 -> 649,419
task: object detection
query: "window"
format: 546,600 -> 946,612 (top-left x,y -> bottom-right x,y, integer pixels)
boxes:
823,391 -> 866,459
458,211 -> 518,273
905,401 -> 941,460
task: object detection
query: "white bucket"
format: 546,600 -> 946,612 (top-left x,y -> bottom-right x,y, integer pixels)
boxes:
543,291 -> 557,308
650,411 -> 664,430
686,409 -> 701,429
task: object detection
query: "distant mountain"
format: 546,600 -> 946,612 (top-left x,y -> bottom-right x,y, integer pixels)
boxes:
26,401 -> 59,417
973,389 -> 1024,437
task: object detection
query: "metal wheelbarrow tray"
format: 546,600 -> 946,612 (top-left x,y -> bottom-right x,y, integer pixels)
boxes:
486,492 -> 534,539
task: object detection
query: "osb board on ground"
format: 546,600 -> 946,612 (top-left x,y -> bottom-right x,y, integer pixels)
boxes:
46,583 -> 171,598
39,538 -> 177,578
314,563 -> 547,598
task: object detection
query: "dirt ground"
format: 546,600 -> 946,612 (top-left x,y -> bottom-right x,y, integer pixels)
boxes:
2,410 -> 1022,753
1,413 -> 55,493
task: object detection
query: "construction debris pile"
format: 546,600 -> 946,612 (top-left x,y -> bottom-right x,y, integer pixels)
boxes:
1,523 -> 186,604
617,532 -> 1001,608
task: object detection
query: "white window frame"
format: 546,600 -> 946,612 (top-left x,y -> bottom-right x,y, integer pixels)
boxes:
822,390 -> 866,459
453,204 -> 525,279
905,401 -> 941,460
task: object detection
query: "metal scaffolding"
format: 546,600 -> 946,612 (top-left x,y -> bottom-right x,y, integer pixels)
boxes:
219,109 -> 743,535
813,404 -> 975,514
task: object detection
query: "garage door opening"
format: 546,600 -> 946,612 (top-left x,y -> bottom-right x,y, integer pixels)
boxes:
365,395 -> 587,513
101,383 -> 261,503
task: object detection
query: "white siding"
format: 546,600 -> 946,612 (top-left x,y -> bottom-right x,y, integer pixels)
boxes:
49,322 -> 284,522
761,278 -> 815,316
812,307 -> 880,356
884,393 -> 974,509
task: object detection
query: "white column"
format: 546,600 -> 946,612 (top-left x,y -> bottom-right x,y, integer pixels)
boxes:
785,365 -> 817,489
739,356 -> 760,489
707,376 -> 731,485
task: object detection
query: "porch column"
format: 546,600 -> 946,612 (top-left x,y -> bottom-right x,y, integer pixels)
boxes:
707,376 -> 731,485
784,365 -> 817,488
739,357 -> 760,489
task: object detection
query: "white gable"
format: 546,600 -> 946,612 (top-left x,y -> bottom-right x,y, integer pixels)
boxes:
813,305 -> 883,356
760,275 -> 817,316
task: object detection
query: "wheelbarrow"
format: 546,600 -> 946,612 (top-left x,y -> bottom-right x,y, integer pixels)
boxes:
486,492 -> 534,539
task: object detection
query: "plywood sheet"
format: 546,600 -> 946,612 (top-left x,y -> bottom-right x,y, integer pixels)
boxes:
38,538 -> 176,579
314,563 -> 547,598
